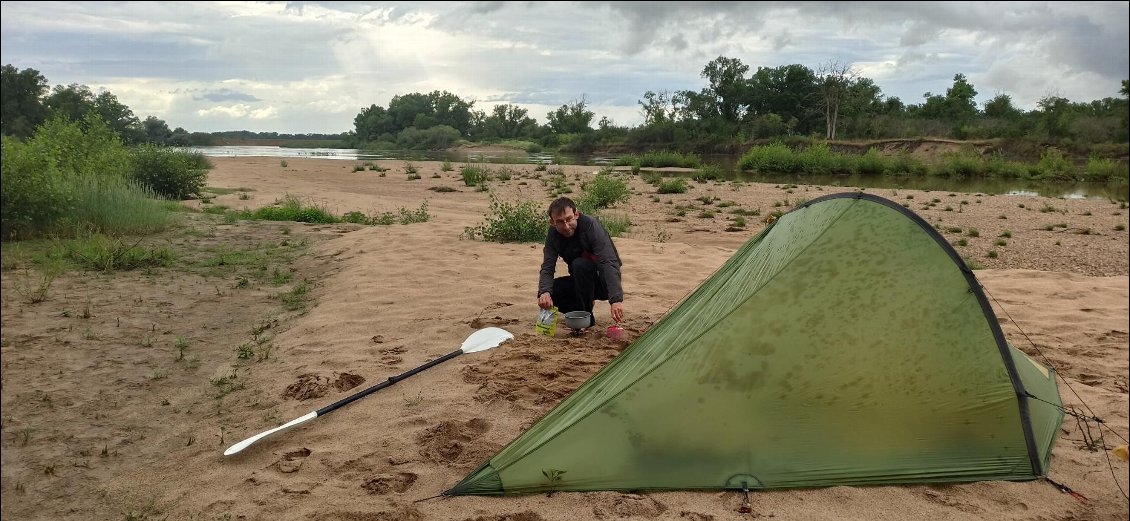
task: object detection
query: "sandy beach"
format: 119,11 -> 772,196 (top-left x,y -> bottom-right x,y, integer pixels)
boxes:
1,156 -> 1127,520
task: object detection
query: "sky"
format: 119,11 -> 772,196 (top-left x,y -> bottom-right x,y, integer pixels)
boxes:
2,1 -> 1127,135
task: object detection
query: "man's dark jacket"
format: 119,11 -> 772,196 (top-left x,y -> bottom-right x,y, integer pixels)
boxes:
538,213 -> 623,303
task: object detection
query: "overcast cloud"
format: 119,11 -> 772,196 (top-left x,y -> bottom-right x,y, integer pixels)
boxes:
2,1 -> 1126,134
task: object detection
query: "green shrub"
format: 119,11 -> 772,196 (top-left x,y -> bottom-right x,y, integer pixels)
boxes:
692,164 -> 724,182
638,150 -> 701,168
577,173 -> 630,213
887,152 -> 928,176
854,148 -> 887,175
738,142 -> 798,173
933,149 -> 984,178
1032,148 -> 1075,180
461,164 -> 487,186
656,177 -> 688,194
1081,156 -> 1125,181
796,142 -> 848,175
396,201 -> 430,224
130,144 -> 212,199
1,114 -> 141,240
243,195 -> 339,223
464,196 -> 547,243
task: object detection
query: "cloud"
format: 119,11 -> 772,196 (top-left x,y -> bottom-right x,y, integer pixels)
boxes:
198,89 -> 261,103
196,104 -> 278,120
2,1 -> 1125,133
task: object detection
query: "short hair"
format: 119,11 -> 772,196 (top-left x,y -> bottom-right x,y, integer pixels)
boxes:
548,197 -> 577,218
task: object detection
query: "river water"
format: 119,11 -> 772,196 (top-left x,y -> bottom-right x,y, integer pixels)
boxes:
194,146 -> 1129,200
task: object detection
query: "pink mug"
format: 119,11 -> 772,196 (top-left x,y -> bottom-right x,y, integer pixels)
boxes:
606,325 -> 625,340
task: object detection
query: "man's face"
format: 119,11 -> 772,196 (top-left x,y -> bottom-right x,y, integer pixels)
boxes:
550,207 -> 579,237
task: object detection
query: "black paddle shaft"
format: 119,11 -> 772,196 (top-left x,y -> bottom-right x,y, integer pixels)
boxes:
315,349 -> 462,416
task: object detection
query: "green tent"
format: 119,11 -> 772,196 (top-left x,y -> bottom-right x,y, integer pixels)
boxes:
447,192 -> 1063,496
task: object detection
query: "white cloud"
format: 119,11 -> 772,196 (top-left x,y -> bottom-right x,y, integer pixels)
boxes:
2,1 -> 1126,133
196,104 -> 277,120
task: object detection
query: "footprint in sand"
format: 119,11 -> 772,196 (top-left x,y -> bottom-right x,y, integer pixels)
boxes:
283,374 -> 329,400
332,372 -> 366,391
361,472 -> 418,494
276,447 -> 311,473
592,494 -> 667,518
417,418 -> 493,465
469,316 -> 520,329
678,512 -> 715,521
380,355 -> 404,366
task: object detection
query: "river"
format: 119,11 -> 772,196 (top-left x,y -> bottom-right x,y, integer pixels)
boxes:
193,146 -> 1129,200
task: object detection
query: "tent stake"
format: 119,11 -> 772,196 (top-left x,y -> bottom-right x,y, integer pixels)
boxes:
738,480 -> 752,514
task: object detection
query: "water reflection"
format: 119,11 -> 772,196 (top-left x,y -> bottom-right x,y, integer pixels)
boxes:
194,146 -> 1128,200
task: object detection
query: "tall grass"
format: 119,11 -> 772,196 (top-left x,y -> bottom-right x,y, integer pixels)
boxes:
2,115 -> 180,240
64,176 -> 173,236
594,212 -> 630,237
239,195 -> 340,223
736,140 -> 1125,181
614,151 -> 702,168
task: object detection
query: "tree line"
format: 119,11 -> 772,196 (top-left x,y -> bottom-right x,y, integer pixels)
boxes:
352,57 -> 1128,154
0,65 -> 346,146
4,57 -> 1128,155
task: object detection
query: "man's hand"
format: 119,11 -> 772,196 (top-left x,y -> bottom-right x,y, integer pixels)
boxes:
538,292 -> 554,310
610,301 -> 624,323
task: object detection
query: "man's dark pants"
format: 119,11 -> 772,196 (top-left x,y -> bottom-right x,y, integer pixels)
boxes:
551,257 -> 606,326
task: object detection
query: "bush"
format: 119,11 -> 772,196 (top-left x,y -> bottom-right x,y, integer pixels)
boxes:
692,164 -> 724,182
464,196 -> 547,243
242,195 -> 339,223
461,164 -> 487,186
2,114 -> 144,240
130,145 -> 211,199
656,177 -> 688,194
577,172 -> 630,213
933,150 -> 984,178
1032,148 -> 1076,181
738,142 -> 798,173
854,148 -> 887,175
1081,156 -> 1125,181
395,125 -> 462,150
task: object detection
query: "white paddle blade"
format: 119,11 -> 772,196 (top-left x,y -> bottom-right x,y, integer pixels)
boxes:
224,411 -> 317,456
460,327 -> 514,354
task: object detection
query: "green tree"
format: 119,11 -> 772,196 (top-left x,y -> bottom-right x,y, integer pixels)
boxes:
479,103 -> 537,139
639,90 -> 678,125
749,63 -> 820,135
1,64 -> 50,139
428,90 -> 474,136
387,92 -> 433,130
45,83 -> 97,123
143,116 -> 174,144
352,104 -> 396,143
546,96 -> 595,134
1036,95 -> 1074,139
944,73 -> 979,124
93,91 -> 143,144
701,56 -> 750,123
983,93 -> 1022,120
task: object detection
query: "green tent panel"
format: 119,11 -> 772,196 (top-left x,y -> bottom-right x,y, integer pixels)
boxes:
447,192 -> 1063,496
